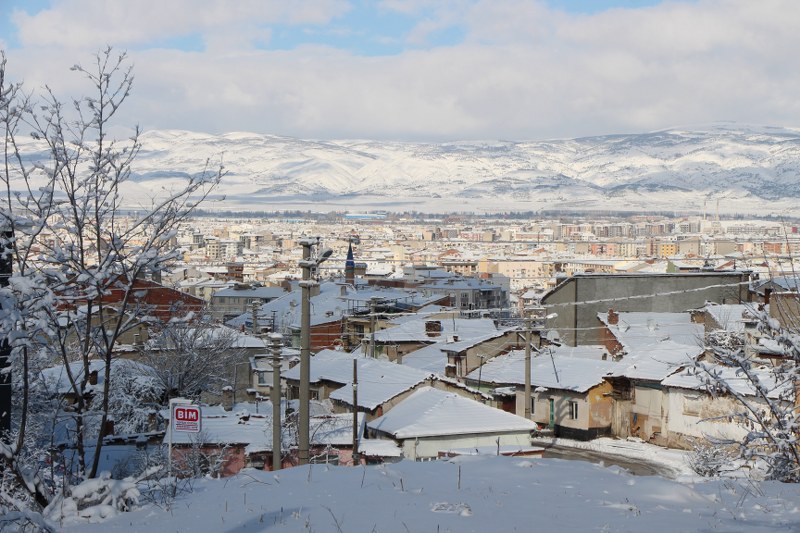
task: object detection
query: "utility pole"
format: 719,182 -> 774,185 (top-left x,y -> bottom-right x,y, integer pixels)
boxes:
270,333 -> 283,471
369,296 -> 379,358
524,310 -> 532,420
252,300 -> 259,335
352,358 -> 359,466
298,238 -> 313,465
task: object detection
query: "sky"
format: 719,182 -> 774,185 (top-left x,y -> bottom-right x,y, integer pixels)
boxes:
1,0 -> 799,141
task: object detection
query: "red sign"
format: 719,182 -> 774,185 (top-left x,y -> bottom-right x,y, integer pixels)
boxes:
173,405 -> 202,433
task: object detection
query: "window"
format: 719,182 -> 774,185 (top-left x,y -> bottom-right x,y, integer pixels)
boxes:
569,401 -> 579,420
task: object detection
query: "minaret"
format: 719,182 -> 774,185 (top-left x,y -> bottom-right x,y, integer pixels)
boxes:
345,240 -> 355,286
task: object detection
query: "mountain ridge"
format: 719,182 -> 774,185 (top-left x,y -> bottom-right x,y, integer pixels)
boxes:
23,124 -> 800,215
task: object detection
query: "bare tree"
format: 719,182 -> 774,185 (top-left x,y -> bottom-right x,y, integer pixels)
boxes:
137,324 -> 247,403
0,46 -> 222,512
696,294 -> 800,482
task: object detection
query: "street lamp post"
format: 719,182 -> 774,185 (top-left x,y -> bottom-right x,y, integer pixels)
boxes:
269,333 -> 283,471
297,238 -> 333,465
298,238 -> 313,465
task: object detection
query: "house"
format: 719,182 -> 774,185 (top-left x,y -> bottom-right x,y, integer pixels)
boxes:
339,293 -> 450,352
227,281 -> 447,352
661,364 -> 788,449
248,345 -> 300,398
281,350 -> 433,419
372,264 -> 509,312
752,275 -> 800,303
128,324 -> 267,405
693,303 -> 765,358
366,387 -> 538,460
95,277 -> 205,323
178,277 -> 230,302
41,358 -> 163,438
209,283 -> 286,322
165,403 -> 399,475
56,278 -> 206,347
597,311 -> 705,444
464,346 -> 616,440
541,271 -> 752,346
441,328 -> 526,380
370,317 -> 500,362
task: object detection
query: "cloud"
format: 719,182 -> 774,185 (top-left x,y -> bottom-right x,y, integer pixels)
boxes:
11,0 -> 350,49
3,0 -> 800,141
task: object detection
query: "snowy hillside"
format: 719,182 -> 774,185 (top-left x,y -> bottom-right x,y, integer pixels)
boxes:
17,124 -> 800,214
62,455 -> 800,532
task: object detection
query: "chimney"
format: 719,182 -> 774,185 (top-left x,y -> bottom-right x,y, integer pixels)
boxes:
310,283 -> 321,298
101,419 -> 115,437
148,411 -> 159,432
222,386 -> 234,411
764,288 -> 772,306
607,308 -> 619,325
89,369 -> 99,386
425,320 -> 442,337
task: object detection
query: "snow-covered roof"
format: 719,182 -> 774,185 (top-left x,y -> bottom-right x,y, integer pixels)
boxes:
612,340 -> 701,381
359,438 -> 402,457
598,311 -> 704,381
165,402 -> 356,452
662,364 -> 786,399
467,348 -> 615,393
389,304 -> 457,325
703,303 -> 757,333
401,344 -> 450,374
440,328 -> 515,353
41,358 -> 160,396
598,311 -> 704,351
374,317 -> 498,343
146,325 -> 266,350
282,350 -> 433,410
226,281 -> 445,330
367,387 -> 537,439
211,286 -> 285,299
755,276 -> 800,293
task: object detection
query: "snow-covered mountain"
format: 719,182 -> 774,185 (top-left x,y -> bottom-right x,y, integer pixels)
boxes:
121,124 -> 800,214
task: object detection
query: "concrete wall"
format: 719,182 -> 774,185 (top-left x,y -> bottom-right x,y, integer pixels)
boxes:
664,388 -> 758,448
400,431 -> 533,460
542,272 -> 752,346
630,384 -> 668,444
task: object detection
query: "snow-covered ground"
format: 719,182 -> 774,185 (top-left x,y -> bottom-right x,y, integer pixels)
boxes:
532,436 -> 695,479
59,453 -> 800,532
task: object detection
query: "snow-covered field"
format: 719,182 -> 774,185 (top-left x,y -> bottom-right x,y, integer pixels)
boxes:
60,454 -> 800,532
